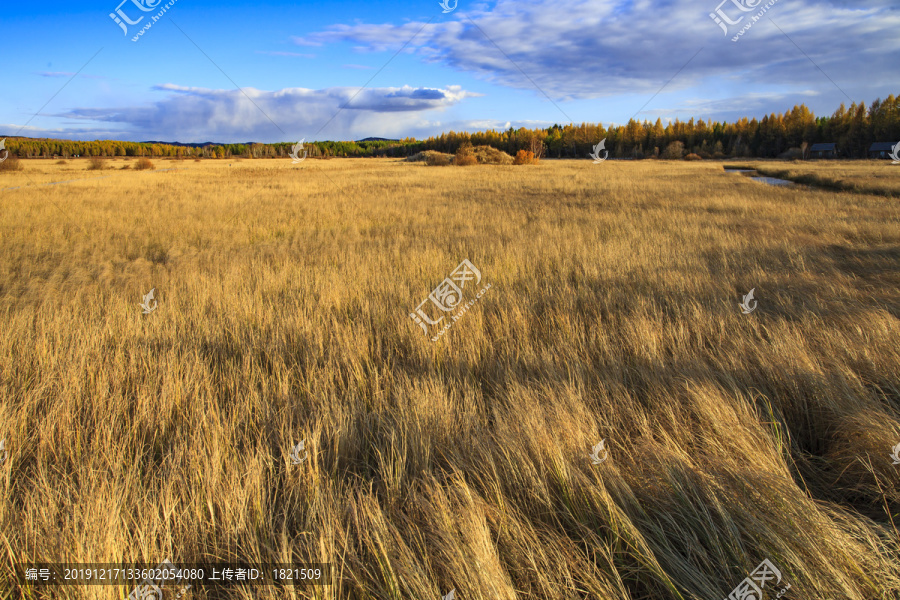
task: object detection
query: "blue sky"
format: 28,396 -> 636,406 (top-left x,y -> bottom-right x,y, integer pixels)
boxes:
1,0 -> 897,143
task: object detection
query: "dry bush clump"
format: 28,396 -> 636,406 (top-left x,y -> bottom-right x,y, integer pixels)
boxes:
134,157 -> 155,170
684,153 -> 702,161
403,151 -> 427,162
0,154 -> 22,171
427,153 -> 451,166
56,159 -> 67,165
407,146 -> 512,166
472,145 -> 514,164
454,142 -> 478,166
87,157 -> 106,170
0,159 -> 898,600
405,150 -> 453,166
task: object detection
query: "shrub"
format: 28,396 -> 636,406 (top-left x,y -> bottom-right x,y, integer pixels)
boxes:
134,158 -> 155,170
514,150 -> 537,165
426,153 -> 452,166
87,157 -> 106,170
194,158 -> 202,162
684,153 -> 703,161
56,160 -> 67,165
662,141 -> 685,160
472,145 -> 514,165
455,143 -> 478,166
0,155 -> 23,171
404,151 -> 452,166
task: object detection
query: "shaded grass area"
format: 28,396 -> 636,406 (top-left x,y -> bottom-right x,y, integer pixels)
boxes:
0,159 -> 898,600
725,161 -> 900,197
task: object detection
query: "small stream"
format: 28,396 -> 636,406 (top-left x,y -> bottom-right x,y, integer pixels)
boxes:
724,167 -> 795,187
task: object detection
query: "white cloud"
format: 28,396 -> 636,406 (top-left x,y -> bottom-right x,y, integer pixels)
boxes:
293,0 -> 900,101
53,84 -> 482,142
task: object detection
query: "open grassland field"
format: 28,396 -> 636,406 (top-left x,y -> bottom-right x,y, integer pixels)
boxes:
1,159 -> 899,600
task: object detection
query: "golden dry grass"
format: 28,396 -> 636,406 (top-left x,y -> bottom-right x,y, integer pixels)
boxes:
0,158 -> 899,599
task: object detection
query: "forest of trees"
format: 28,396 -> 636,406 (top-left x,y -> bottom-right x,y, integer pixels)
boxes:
4,94 -> 899,161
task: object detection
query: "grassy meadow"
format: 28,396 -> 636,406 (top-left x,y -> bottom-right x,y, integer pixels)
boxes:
0,157 -> 899,599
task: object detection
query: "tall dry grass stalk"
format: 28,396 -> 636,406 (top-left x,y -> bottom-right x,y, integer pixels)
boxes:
0,159 -> 898,599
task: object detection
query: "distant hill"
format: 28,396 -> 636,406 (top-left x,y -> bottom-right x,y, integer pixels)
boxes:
356,137 -> 400,143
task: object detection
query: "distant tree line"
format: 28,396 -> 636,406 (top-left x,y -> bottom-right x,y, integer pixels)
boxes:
1,138 -> 408,160
4,94 -> 898,160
